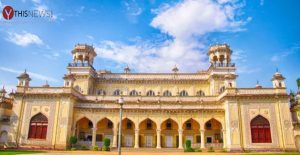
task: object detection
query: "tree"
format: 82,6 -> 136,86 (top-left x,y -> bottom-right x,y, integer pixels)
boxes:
297,78 -> 300,90
69,136 -> 77,148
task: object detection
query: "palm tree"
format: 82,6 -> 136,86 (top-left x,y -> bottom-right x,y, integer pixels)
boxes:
297,78 -> 300,90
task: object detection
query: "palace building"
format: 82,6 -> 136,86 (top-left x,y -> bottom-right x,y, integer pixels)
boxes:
0,44 -> 298,151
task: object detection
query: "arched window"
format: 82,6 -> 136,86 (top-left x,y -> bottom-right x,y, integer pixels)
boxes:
196,90 -> 205,96
113,89 -> 122,96
28,113 -> 48,139
129,90 -> 138,96
163,90 -> 172,96
219,86 -> 225,93
251,115 -> 272,143
146,90 -> 155,96
179,90 -> 188,96
97,89 -> 106,95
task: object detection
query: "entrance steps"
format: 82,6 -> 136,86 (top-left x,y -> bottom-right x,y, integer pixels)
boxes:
111,147 -> 183,152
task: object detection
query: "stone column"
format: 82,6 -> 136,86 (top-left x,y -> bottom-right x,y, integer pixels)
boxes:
92,128 -> 97,147
134,129 -> 139,148
222,129 -> 227,149
112,126 -> 118,148
156,129 -> 161,149
200,129 -> 205,149
178,129 -> 183,149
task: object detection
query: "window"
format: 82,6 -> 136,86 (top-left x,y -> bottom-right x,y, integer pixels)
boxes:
251,115 -> 272,143
127,121 -> 132,129
88,121 -> 93,128
196,90 -> 205,96
113,89 -> 122,96
146,120 -> 152,129
179,90 -> 188,96
219,86 -> 225,93
107,121 -> 113,129
196,135 -> 201,143
205,121 -> 212,130
96,134 -> 103,141
28,113 -> 48,139
163,90 -> 172,96
186,122 -> 192,130
146,90 -> 155,96
166,121 -> 172,129
129,90 -> 138,96
97,89 -> 106,95
206,137 -> 212,143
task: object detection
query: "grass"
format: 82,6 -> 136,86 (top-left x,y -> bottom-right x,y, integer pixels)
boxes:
0,150 -> 45,155
246,153 -> 300,155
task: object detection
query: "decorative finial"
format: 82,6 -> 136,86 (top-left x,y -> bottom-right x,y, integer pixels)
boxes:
172,65 -> 179,73
124,65 -> 130,73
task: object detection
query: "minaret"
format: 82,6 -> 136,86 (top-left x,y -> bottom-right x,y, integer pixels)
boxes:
271,69 -> 286,88
71,44 -> 97,66
208,44 -> 233,67
63,74 -> 76,87
17,70 -> 31,87
0,86 -> 6,98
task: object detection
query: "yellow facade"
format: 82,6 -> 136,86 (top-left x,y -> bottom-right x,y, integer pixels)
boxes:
0,44 -> 298,151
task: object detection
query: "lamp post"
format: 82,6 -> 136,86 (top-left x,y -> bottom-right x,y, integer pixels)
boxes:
118,97 -> 124,155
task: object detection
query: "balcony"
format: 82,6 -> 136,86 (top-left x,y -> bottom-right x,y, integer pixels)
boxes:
210,63 -> 235,68
68,63 -> 95,70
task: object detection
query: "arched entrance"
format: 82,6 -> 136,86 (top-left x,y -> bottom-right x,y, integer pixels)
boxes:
182,118 -> 200,147
28,113 -> 48,139
76,117 -> 93,146
139,118 -> 157,148
0,131 -> 8,144
161,118 -> 178,148
250,115 -> 271,143
204,118 -> 223,148
295,135 -> 300,150
121,118 -> 135,147
96,118 -> 114,146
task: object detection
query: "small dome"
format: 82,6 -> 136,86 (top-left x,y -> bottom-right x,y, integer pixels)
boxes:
255,81 -> 262,88
272,70 -> 285,80
0,86 -> 7,94
17,70 -> 30,79
42,81 -> 50,87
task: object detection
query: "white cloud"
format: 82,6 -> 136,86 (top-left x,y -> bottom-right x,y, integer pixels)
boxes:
0,67 -> 58,83
271,45 -> 300,62
87,35 -> 94,40
6,31 -> 43,47
260,0 -> 264,6
96,0 -> 249,73
124,0 -> 143,16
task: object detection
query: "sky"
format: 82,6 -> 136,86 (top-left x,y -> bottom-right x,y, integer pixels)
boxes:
0,0 -> 299,92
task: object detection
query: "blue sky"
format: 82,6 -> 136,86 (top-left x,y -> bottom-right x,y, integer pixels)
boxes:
0,0 -> 299,92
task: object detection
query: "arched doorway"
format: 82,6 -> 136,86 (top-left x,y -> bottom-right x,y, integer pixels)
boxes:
0,131 -> 8,144
182,118 -> 200,147
250,115 -> 271,143
96,118 -> 114,146
76,117 -> 93,146
28,113 -> 48,139
161,118 -> 178,148
139,118 -> 157,148
295,135 -> 300,150
121,118 -> 135,147
204,118 -> 222,148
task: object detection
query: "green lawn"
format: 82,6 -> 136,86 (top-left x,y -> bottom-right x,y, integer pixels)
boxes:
247,153 -> 300,155
0,150 -> 45,155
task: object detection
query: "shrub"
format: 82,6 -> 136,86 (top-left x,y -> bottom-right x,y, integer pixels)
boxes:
103,138 -> 111,147
102,146 -> 110,151
92,145 -> 99,151
69,136 -> 77,148
185,140 -> 191,149
80,145 -> 88,150
194,148 -> 202,152
208,147 -> 214,152
184,147 -> 194,152
70,147 -> 76,151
